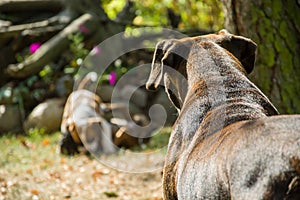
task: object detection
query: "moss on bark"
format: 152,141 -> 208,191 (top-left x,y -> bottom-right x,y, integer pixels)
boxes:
222,0 -> 300,114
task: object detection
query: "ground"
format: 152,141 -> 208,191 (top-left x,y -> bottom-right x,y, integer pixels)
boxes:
0,129 -> 171,200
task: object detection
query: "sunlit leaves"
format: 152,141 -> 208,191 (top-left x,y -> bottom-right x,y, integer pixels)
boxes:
102,0 -> 224,30
102,0 -> 127,20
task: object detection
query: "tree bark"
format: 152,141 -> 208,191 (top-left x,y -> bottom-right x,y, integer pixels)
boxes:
222,0 -> 300,114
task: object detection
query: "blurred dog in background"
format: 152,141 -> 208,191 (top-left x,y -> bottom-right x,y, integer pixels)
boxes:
60,72 -> 152,155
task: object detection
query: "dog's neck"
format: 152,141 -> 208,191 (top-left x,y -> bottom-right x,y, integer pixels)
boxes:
179,42 -> 278,138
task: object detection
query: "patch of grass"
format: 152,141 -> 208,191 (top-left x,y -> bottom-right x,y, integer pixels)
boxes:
0,131 -> 61,170
146,127 -> 171,150
0,130 -> 164,199
132,126 -> 171,152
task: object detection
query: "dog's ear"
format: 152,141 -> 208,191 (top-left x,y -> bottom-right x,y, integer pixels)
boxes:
164,74 -> 181,110
146,39 -> 191,91
146,41 -> 167,91
163,72 -> 188,110
218,32 -> 257,74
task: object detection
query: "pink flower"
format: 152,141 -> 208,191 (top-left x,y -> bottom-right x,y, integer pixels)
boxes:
29,42 -> 41,54
109,71 -> 117,85
91,46 -> 101,55
78,24 -> 89,34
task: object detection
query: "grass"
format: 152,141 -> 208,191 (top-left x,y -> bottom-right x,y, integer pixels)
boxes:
0,131 -> 63,200
0,131 -> 61,171
0,127 -> 171,200
146,127 -> 171,150
132,126 -> 171,152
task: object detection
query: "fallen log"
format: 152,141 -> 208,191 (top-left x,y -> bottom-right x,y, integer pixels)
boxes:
6,13 -> 99,78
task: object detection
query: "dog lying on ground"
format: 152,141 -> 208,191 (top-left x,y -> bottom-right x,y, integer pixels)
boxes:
60,72 -> 152,155
60,72 -> 117,155
146,30 -> 300,199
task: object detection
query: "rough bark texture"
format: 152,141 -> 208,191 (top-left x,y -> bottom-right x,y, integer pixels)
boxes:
222,0 -> 300,114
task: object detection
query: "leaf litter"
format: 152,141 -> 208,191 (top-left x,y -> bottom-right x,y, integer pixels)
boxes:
0,132 -> 164,200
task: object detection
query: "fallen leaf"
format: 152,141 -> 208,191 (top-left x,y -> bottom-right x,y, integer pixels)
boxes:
43,158 -> 54,165
92,171 -> 103,181
63,194 -> 71,199
109,178 -> 114,184
26,169 -> 33,175
49,172 -> 61,180
41,139 -> 50,146
30,189 -> 39,195
103,191 -> 118,198
60,158 -> 65,164
20,139 -> 30,149
20,139 -> 36,150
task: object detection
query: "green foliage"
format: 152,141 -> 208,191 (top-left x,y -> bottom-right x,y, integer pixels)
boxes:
102,0 -> 225,86
68,33 -> 89,60
0,75 -> 45,106
15,46 -> 31,63
39,65 -> 54,84
137,0 -> 224,30
102,0 -> 224,30
102,0 -> 126,19
27,127 -> 47,138
0,132 -> 60,169
64,33 -> 89,75
146,127 -> 171,150
132,127 -> 171,152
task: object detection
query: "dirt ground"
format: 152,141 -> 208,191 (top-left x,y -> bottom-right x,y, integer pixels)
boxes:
0,133 -> 166,200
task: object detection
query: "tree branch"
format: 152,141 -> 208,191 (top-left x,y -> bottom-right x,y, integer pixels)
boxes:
6,13 -> 99,78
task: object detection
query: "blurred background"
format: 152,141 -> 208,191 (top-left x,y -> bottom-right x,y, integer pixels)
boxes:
0,0 -> 299,135
0,0 -> 299,199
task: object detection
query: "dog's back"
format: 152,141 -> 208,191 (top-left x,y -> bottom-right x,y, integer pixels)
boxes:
176,115 -> 300,199
178,41 -> 300,199
146,30 -> 300,199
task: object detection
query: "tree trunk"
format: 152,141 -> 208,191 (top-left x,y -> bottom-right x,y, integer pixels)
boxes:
222,0 -> 300,114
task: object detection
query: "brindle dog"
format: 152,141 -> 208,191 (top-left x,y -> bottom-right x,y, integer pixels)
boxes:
146,30 -> 300,199
60,88 -> 117,155
60,72 -> 152,155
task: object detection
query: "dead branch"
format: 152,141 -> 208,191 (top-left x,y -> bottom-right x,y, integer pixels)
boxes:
6,13 -> 99,78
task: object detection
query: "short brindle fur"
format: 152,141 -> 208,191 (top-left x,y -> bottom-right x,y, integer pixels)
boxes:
146,30 -> 300,199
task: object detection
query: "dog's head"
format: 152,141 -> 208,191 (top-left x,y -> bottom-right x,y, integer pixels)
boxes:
146,30 -> 257,110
